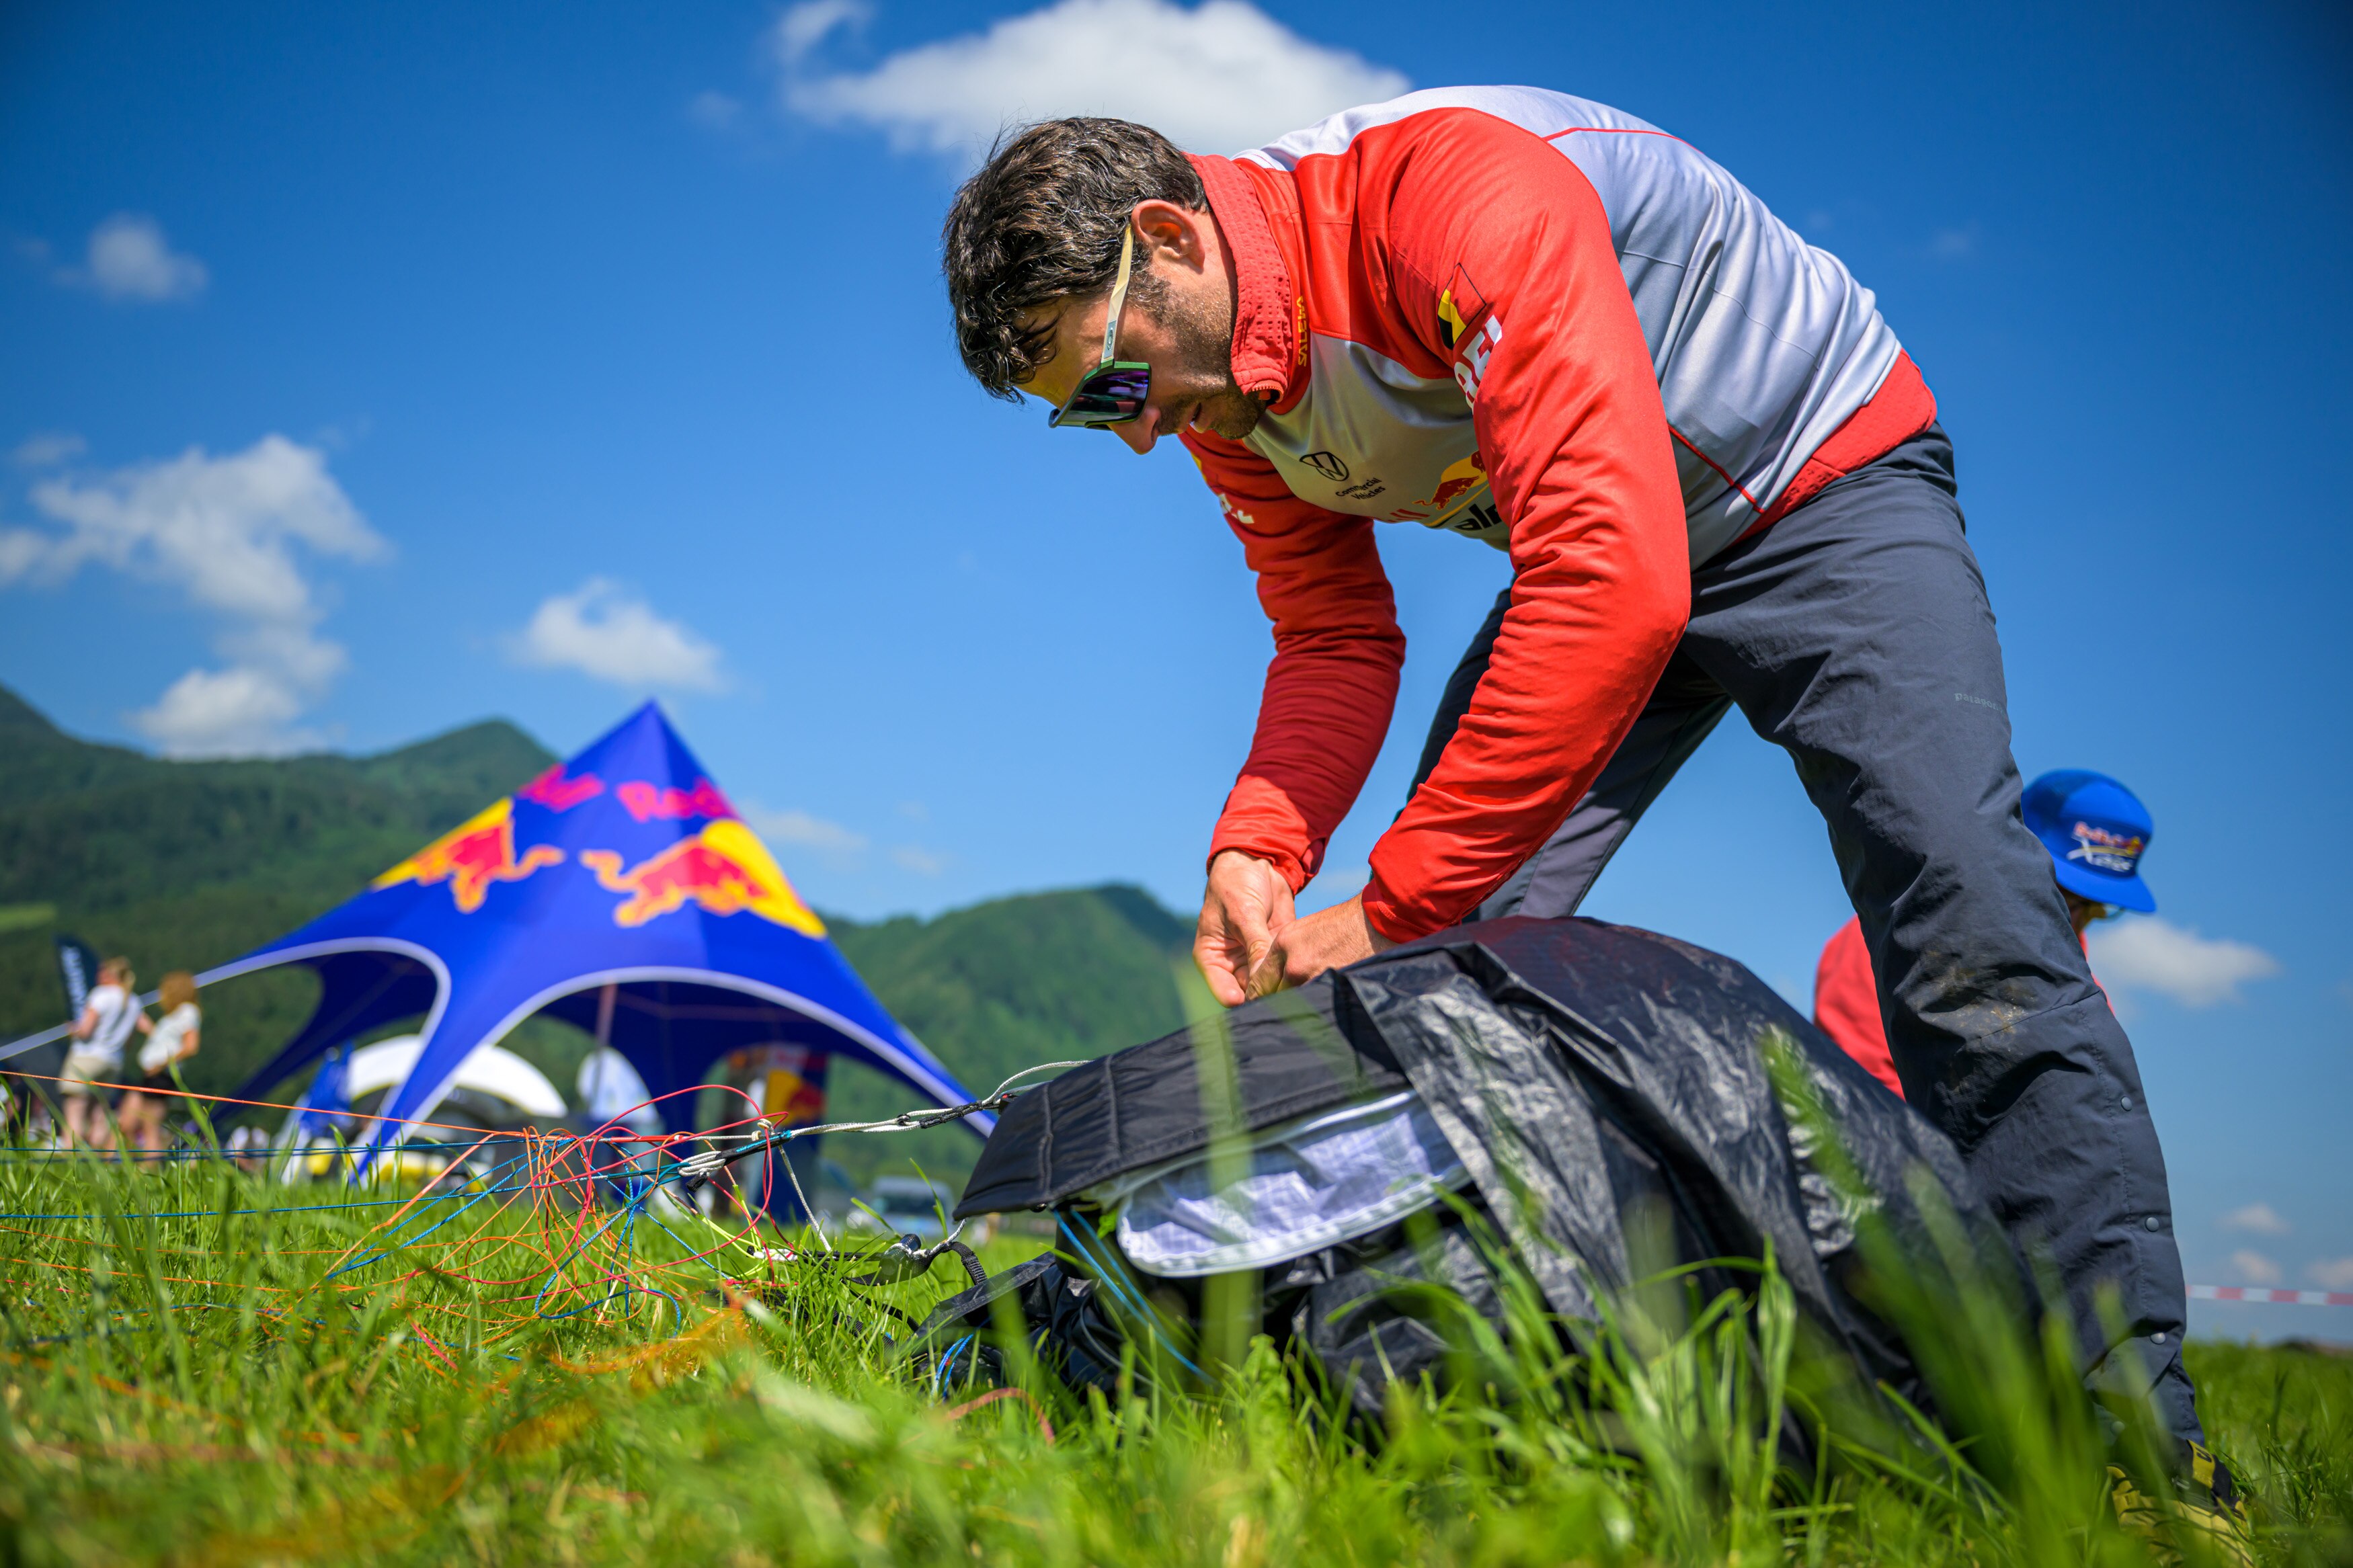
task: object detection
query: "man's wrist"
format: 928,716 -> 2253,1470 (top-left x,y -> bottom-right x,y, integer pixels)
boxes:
1207,842 -> 1306,891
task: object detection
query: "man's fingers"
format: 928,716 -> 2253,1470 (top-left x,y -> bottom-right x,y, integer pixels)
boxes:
1242,934 -> 1292,1001
1191,929 -> 1250,1007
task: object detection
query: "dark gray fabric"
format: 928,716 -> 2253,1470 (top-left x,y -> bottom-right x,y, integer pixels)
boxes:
1414,425 -> 2202,1442
1339,919 -> 1978,1411
961,913 -> 1985,1415
957,973 -> 1406,1217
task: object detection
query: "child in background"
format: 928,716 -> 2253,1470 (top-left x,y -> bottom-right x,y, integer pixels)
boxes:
1814,770 -> 2157,1098
118,972 -> 200,1153
61,956 -> 142,1150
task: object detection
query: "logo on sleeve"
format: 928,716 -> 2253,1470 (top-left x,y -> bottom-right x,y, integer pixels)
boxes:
1437,264 -> 1490,349
1439,264 -> 1505,401
1452,315 -> 1505,402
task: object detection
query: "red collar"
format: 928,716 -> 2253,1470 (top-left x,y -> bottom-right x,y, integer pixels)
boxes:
1188,153 -> 1308,414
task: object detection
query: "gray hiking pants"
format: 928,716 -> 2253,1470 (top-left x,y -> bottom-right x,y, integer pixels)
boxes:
1413,425 -> 2202,1442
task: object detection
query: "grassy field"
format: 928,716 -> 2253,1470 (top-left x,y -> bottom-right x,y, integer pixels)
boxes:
0,1129 -> 2345,1567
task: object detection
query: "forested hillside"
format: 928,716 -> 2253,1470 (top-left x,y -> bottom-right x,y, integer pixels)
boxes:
0,686 -> 1192,1186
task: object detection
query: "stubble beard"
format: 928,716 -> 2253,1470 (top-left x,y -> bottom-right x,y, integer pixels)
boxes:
1154,281 -> 1265,442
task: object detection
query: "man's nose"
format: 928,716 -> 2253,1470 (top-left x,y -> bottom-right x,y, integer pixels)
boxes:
1115,406 -> 1162,454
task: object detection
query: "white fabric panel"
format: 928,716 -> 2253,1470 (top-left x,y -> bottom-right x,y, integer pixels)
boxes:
1090,1090 -> 1470,1278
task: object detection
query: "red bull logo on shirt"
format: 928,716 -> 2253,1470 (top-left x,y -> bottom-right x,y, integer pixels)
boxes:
1387,449 -> 1490,526
579,819 -> 824,936
372,799 -> 565,913
2067,821 -> 2146,876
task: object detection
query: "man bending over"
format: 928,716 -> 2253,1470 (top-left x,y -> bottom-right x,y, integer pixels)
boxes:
939,87 -> 2230,1519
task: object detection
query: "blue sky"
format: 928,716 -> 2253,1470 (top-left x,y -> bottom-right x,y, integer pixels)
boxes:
3,0 -> 2348,1335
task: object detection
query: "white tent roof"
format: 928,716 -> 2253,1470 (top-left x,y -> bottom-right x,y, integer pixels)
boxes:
348,1035 -> 567,1120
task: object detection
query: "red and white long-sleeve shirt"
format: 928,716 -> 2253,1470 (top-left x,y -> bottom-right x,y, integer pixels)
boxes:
1185,87 -> 1938,939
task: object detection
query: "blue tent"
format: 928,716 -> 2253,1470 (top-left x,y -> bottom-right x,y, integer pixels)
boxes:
204,702 -> 986,1155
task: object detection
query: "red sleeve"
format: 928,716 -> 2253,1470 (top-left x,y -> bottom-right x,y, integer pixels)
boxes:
1184,432 -> 1404,891
1357,112 -> 1690,937
1812,915 -> 1905,1099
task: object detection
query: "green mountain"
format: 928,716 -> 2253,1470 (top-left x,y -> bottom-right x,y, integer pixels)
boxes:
0,686 -> 1193,1186
824,884 -> 1195,1186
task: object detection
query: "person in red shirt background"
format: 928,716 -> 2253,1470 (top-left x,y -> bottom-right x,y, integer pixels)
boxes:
1815,769 -> 2159,1099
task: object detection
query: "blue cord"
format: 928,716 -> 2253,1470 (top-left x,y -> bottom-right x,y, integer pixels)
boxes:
1056,1212 -> 1205,1380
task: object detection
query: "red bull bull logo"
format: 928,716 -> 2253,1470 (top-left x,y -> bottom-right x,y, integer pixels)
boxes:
1389,449 -> 1490,524
616,776 -> 735,823
372,798 -> 565,913
1424,449 -> 1488,513
578,819 -> 824,936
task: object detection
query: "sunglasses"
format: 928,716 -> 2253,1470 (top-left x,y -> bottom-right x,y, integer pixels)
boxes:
1047,226 -> 1151,429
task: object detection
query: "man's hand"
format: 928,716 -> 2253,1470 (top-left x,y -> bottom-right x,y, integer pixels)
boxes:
1195,850 -> 1297,1006
1245,894 -> 1393,999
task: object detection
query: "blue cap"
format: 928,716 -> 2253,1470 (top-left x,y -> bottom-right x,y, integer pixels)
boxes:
2022,770 -> 2156,913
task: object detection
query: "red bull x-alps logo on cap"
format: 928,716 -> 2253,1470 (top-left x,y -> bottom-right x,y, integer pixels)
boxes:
2067,821 -> 2147,876
372,799 -> 563,913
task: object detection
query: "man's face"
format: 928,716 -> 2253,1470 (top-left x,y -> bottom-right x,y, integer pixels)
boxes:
1018,207 -> 1264,454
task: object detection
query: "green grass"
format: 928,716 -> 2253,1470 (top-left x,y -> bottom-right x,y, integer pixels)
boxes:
0,1128 -> 2346,1567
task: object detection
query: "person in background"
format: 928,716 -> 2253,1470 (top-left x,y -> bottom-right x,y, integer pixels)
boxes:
118,971 -> 200,1154
1814,770 -> 2157,1100
60,956 -> 143,1150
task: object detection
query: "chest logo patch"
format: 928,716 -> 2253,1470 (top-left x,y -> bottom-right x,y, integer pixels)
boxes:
1300,450 -> 1349,482
1387,449 -> 1489,525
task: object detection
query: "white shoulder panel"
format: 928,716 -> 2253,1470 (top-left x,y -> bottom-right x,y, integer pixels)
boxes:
1234,87 -> 1907,563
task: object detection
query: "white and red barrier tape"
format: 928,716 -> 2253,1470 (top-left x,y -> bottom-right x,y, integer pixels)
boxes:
2191,1286 -> 2353,1307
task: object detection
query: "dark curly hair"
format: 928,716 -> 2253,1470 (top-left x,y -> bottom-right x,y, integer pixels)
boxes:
942,117 -> 1206,399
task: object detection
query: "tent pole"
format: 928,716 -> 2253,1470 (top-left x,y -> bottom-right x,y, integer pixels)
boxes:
583,983 -> 619,1110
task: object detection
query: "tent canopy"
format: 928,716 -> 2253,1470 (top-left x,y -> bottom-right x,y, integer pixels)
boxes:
206,702 -> 985,1143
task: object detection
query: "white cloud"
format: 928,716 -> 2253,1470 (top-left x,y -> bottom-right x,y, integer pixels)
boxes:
891,845 -> 947,876
2222,1202 -> 2291,1237
510,578 -> 724,692
2229,1249 -> 2283,1286
2087,917 -> 2281,1007
777,0 -> 869,67
10,431 -> 85,468
135,665 -> 317,756
2309,1258 -> 2353,1291
66,214 -> 210,302
4,435 -> 383,755
776,0 -> 1409,156
742,804 -> 868,856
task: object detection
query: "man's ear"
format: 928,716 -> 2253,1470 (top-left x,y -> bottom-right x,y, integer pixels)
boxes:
1131,200 -> 1208,272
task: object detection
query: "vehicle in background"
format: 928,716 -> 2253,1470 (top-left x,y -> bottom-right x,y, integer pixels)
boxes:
848,1174 -> 990,1243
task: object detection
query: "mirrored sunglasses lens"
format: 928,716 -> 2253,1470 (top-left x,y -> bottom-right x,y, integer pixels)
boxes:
1053,365 -> 1151,427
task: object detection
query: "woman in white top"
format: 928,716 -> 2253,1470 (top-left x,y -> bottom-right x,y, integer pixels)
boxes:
118,971 -> 199,1154
63,956 -> 142,1151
